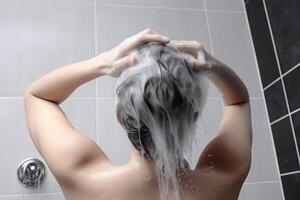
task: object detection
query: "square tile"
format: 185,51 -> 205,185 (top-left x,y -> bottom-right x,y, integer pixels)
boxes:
96,0 -> 204,9
206,0 -> 244,11
0,98 -> 96,195
245,98 -> 279,183
246,0 -> 280,87
284,66 -> 300,112
292,110 -> 300,155
265,0 -> 300,73
239,181 -> 284,200
281,172 -> 300,200
271,117 -> 300,174
0,1 -> 95,96
97,97 -> 131,165
207,12 -> 262,97
264,80 -> 288,122
96,5 -> 211,97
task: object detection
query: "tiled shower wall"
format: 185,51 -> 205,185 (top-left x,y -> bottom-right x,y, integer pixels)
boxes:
245,0 -> 300,199
0,0 -> 283,199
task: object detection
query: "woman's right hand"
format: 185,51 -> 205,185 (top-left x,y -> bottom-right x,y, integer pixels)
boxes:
95,28 -> 170,77
168,40 -> 213,73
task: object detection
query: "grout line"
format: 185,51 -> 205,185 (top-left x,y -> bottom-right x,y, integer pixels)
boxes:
263,62 -> 300,91
242,2 -> 286,200
282,62 -> 300,78
263,76 -> 281,91
0,192 -> 63,197
291,107 -> 300,116
0,97 -> 23,99
94,0 -> 99,146
262,0 -> 300,168
95,3 -> 205,11
270,114 -> 289,126
244,0 -> 252,6
281,170 -> 300,177
94,2 -> 244,14
207,9 -> 244,14
244,180 -> 279,185
270,107 -> 300,126
202,0 -> 215,55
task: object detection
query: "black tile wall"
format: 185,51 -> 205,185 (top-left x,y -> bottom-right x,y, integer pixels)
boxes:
245,0 -> 300,198
281,172 -> 300,200
284,66 -> 300,112
264,80 -> 288,122
265,0 -> 300,73
271,117 -> 300,174
246,0 -> 279,87
292,111 -> 300,151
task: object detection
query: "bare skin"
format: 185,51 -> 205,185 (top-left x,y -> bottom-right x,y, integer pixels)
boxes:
24,29 -> 252,200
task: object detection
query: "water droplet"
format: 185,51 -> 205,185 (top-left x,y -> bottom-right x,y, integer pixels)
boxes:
208,153 -> 212,157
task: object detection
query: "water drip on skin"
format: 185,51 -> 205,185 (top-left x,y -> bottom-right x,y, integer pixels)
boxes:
207,153 -> 218,200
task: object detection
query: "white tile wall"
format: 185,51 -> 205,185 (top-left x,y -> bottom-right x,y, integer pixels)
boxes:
0,0 -> 283,199
97,98 -> 131,165
205,0 -> 244,12
0,0 -> 95,97
96,0 -> 204,9
239,181 -> 284,200
206,11 -> 263,97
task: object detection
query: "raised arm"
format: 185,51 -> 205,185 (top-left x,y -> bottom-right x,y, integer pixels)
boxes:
24,29 -> 170,181
199,47 -> 252,174
169,41 -> 252,177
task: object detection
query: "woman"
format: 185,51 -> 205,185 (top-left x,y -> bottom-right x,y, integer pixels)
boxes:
24,29 -> 252,200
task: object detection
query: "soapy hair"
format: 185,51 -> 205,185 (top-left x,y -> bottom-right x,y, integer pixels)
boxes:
115,42 -> 209,200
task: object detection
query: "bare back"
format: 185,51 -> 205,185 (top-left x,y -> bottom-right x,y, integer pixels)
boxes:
24,35 -> 252,200
59,135 -> 249,200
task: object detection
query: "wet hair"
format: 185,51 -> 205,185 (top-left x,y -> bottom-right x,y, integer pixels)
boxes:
115,42 -> 209,200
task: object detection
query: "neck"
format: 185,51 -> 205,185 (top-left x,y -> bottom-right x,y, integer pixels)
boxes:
129,145 -> 154,167
128,145 -> 188,176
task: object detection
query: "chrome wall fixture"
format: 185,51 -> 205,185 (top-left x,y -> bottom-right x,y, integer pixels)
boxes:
17,158 -> 47,187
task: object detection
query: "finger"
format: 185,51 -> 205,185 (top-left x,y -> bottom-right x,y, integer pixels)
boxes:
113,54 -> 139,75
191,60 -> 211,73
140,28 -> 157,35
171,40 -> 198,43
140,33 -> 170,44
170,40 -> 201,49
168,44 -> 198,58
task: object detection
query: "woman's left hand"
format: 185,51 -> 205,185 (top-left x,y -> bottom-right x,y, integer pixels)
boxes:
95,28 -> 170,77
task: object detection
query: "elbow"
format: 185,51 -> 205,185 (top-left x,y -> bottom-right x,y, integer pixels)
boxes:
24,85 -> 34,99
242,86 -> 250,103
236,83 -> 250,105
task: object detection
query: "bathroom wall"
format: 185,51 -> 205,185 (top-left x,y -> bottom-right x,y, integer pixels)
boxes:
245,0 -> 300,199
0,0 -> 283,199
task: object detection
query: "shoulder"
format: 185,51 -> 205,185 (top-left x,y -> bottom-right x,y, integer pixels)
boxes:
53,133 -> 113,184
196,132 -> 251,179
